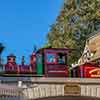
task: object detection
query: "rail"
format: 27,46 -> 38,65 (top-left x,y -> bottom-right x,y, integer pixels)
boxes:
0,77 -> 100,99
19,78 -> 100,99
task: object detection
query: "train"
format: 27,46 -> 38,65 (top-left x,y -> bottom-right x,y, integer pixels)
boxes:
0,47 -> 100,78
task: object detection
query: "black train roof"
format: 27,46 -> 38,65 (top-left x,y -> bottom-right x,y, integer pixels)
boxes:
36,47 -> 75,54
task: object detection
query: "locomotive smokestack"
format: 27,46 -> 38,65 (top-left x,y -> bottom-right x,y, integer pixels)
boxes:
21,56 -> 25,65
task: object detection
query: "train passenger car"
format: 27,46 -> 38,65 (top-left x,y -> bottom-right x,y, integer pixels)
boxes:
36,48 -> 70,77
71,63 -> 100,78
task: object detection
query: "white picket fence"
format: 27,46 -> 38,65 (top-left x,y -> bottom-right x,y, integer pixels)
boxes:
22,78 -> 100,100
23,84 -> 64,99
0,84 -> 23,100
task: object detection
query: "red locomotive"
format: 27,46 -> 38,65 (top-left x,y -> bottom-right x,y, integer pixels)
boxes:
0,47 -> 100,78
2,48 -> 70,77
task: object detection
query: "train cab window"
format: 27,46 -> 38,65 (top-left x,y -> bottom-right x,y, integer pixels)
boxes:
57,53 -> 66,64
46,53 -> 56,64
36,54 -> 42,64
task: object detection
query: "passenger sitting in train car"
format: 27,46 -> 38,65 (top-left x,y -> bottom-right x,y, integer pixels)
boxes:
58,53 -> 65,64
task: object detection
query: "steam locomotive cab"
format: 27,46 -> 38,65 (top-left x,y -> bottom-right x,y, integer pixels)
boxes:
36,48 -> 69,77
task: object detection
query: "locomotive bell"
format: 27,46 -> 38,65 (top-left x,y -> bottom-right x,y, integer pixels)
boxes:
7,54 -> 16,63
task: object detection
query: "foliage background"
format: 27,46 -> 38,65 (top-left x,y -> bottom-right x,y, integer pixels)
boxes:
46,0 -> 100,65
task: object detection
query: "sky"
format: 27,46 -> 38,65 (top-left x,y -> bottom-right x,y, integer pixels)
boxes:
0,0 -> 63,64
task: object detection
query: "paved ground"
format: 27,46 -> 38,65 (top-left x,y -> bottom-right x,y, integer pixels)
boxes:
34,96 -> 100,100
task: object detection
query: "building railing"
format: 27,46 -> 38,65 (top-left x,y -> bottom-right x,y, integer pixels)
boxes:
21,78 -> 100,99
0,84 -> 23,99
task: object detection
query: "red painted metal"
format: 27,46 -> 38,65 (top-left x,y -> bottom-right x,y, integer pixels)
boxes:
78,64 -> 100,78
43,48 -> 69,77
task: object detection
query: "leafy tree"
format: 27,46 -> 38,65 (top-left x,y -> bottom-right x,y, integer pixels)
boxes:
47,0 -> 79,64
74,0 -> 100,57
47,0 -> 100,64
